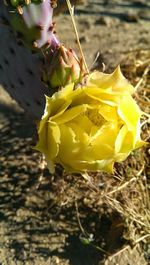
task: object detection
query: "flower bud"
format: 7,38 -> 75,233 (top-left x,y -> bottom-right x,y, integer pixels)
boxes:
42,45 -> 83,89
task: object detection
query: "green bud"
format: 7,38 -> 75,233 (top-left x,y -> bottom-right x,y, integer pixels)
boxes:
42,45 -> 84,89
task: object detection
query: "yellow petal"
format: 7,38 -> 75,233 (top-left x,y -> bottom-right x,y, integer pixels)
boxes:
135,140 -> 146,149
72,114 -> 93,135
47,121 -> 60,159
91,143 -> 114,160
91,122 -> 119,149
115,124 -> 141,155
69,121 -> 89,145
114,152 -> 130,162
63,159 -> 114,173
84,87 -> 121,106
88,66 -> 135,94
58,124 -> 80,165
116,128 -> 136,154
72,88 -> 92,106
52,104 -> 87,124
34,121 -> 48,154
48,84 -> 75,118
115,125 -> 128,153
46,158 -> 55,174
42,95 -> 52,119
118,95 -> 141,130
34,121 -> 60,167
38,96 -> 52,135
99,105 -> 118,121
50,98 -> 71,119
53,83 -> 74,100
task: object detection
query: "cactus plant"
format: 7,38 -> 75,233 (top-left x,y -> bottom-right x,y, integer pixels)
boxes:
4,0 -> 52,14
5,0 -> 59,51
4,0 -> 44,8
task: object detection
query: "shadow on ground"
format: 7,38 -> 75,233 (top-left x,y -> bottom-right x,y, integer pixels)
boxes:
0,102 -> 126,264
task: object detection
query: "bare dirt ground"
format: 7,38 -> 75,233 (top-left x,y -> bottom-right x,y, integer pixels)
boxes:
0,0 -> 150,264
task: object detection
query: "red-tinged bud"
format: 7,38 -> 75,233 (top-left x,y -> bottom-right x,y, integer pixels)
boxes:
42,45 -> 84,89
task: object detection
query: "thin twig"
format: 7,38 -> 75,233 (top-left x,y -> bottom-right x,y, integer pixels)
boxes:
123,47 -> 150,54
36,154 -> 46,189
135,234 -> 150,244
142,111 -> 150,118
135,65 -> 150,90
108,234 -> 150,261
89,52 -> 100,70
75,200 -> 86,236
108,245 -> 129,261
106,177 -> 137,196
135,93 -> 150,105
65,0 -> 89,73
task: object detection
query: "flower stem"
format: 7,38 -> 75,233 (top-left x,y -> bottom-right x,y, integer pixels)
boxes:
65,0 -> 89,74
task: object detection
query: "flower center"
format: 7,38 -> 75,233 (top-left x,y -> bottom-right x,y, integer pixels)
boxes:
86,109 -> 105,127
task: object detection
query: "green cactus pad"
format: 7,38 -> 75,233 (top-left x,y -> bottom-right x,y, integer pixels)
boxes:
4,0 -> 44,7
10,12 -> 41,50
7,0 -> 59,51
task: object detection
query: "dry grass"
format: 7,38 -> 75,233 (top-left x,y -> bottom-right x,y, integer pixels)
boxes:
104,48 -> 150,259
104,48 -> 150,261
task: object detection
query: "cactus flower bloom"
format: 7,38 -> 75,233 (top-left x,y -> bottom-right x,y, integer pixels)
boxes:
35,66 -> 145,174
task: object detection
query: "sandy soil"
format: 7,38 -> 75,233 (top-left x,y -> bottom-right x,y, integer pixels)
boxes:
0,0 -> 150,264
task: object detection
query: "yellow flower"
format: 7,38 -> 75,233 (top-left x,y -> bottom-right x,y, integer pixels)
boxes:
35,66 -> 145,174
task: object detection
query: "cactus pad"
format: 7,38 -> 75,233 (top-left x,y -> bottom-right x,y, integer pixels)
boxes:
0,3 -> 50,120
7,0 -> 59,50
4,0 -> 46,14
